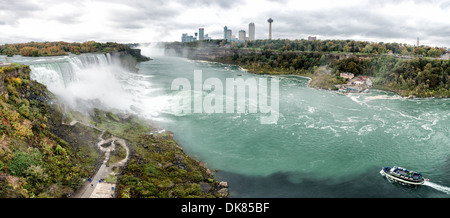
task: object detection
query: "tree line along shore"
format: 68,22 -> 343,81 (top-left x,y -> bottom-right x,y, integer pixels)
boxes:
1,39 -> 449,197
0,41 -> 130,57
165,39 -> 450,98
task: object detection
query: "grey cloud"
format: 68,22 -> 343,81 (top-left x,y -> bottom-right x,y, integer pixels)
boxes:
440,1 -> 450,9
103,0 -> 180,30
257,2 -> 449,46
177,0 -> 241,9
52,12 -> 83,24
0,0 -> 449,46
0,0 -> 86,26
0,0 -> 43,25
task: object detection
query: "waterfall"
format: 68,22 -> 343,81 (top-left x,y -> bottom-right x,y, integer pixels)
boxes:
30,53 -> 112,87
28,53 -> 142,113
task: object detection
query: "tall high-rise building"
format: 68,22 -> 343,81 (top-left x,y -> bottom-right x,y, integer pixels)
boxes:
224,26 -> 228,40
181,33 -> 197,42
239,30 -> 246,41
249,22 -> 255,41
199,28 -> 204,40
267,18 -> 273,40
224,26 -> 232,42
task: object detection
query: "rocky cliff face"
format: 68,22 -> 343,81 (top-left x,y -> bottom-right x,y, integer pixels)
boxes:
0,63 -> 92,197
164,45 -> 370,62
0,72 -> 5,97
0,57 -> 227,198
111,49 -> 151,72
164,46 -> 256,61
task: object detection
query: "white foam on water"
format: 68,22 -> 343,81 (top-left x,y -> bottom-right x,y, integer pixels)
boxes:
423,181 -> 450,194
366,95 -> 403,100
27,53 -> 170,121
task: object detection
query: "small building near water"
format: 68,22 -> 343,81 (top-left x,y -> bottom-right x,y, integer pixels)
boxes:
340,72 -> 355,80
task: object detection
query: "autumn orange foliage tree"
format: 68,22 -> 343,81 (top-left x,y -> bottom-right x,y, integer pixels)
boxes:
0,41 -> 130,57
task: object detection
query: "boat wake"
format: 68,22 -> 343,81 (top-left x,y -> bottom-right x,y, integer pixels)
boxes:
423,181 -> 450,194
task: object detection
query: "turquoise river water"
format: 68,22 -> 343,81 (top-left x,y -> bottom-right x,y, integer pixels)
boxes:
7,52 -> 450,198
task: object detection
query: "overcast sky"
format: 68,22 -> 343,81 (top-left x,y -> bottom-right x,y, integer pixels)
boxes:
1,0 -> 450,47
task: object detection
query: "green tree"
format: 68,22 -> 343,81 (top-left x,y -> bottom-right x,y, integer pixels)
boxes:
362,44 -> 373,54
8,151 -> 42,176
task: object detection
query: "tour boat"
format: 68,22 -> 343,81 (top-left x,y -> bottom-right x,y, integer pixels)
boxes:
380,166 -> 426,185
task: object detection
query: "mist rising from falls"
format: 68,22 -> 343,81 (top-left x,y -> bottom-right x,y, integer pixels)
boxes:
137,43 -> 165,57
29,53 -> 160,118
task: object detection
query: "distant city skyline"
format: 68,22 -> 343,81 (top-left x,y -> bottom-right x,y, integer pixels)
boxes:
0,0 -> 450,48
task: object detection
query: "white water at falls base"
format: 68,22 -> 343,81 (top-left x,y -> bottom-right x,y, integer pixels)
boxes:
27,53 -> 165,119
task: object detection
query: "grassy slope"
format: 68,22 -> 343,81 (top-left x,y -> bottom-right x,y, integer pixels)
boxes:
0,63 -> 227,198
0,64 -> 101,197
87,109 -> 227,198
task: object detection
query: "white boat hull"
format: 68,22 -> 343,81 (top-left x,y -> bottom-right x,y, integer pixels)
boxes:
380,169 -> 424,185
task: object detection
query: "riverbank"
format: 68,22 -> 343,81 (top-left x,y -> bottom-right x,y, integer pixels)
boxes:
86,109 -> 230,198
219,58 -> 448,98
0,58 -> 228,198
164,45 -> 450,98
133,55 -> 450,198
205,57 -> 355,93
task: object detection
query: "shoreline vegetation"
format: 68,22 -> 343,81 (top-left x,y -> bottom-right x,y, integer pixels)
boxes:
0,42 -> 228,198
0,41 -> 151,64
164,39 -> 450,98
1,37 -> 449,197
0,41 -> 129,57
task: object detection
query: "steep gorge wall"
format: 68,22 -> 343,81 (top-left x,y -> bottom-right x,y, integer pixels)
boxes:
164,45 -> 371,62
111,49 -> 151,72
164,46 -> 257,61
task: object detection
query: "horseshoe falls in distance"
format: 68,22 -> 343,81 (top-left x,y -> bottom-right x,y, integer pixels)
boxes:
10,48 -> 450,198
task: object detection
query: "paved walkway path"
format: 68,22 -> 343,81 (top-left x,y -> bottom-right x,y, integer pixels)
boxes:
65,120 -> 129,198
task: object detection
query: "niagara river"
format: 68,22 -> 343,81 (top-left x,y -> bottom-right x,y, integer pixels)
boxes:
6,50 -> 450,198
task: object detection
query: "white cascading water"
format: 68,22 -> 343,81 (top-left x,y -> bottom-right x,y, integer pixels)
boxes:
29,53 -> 163,119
